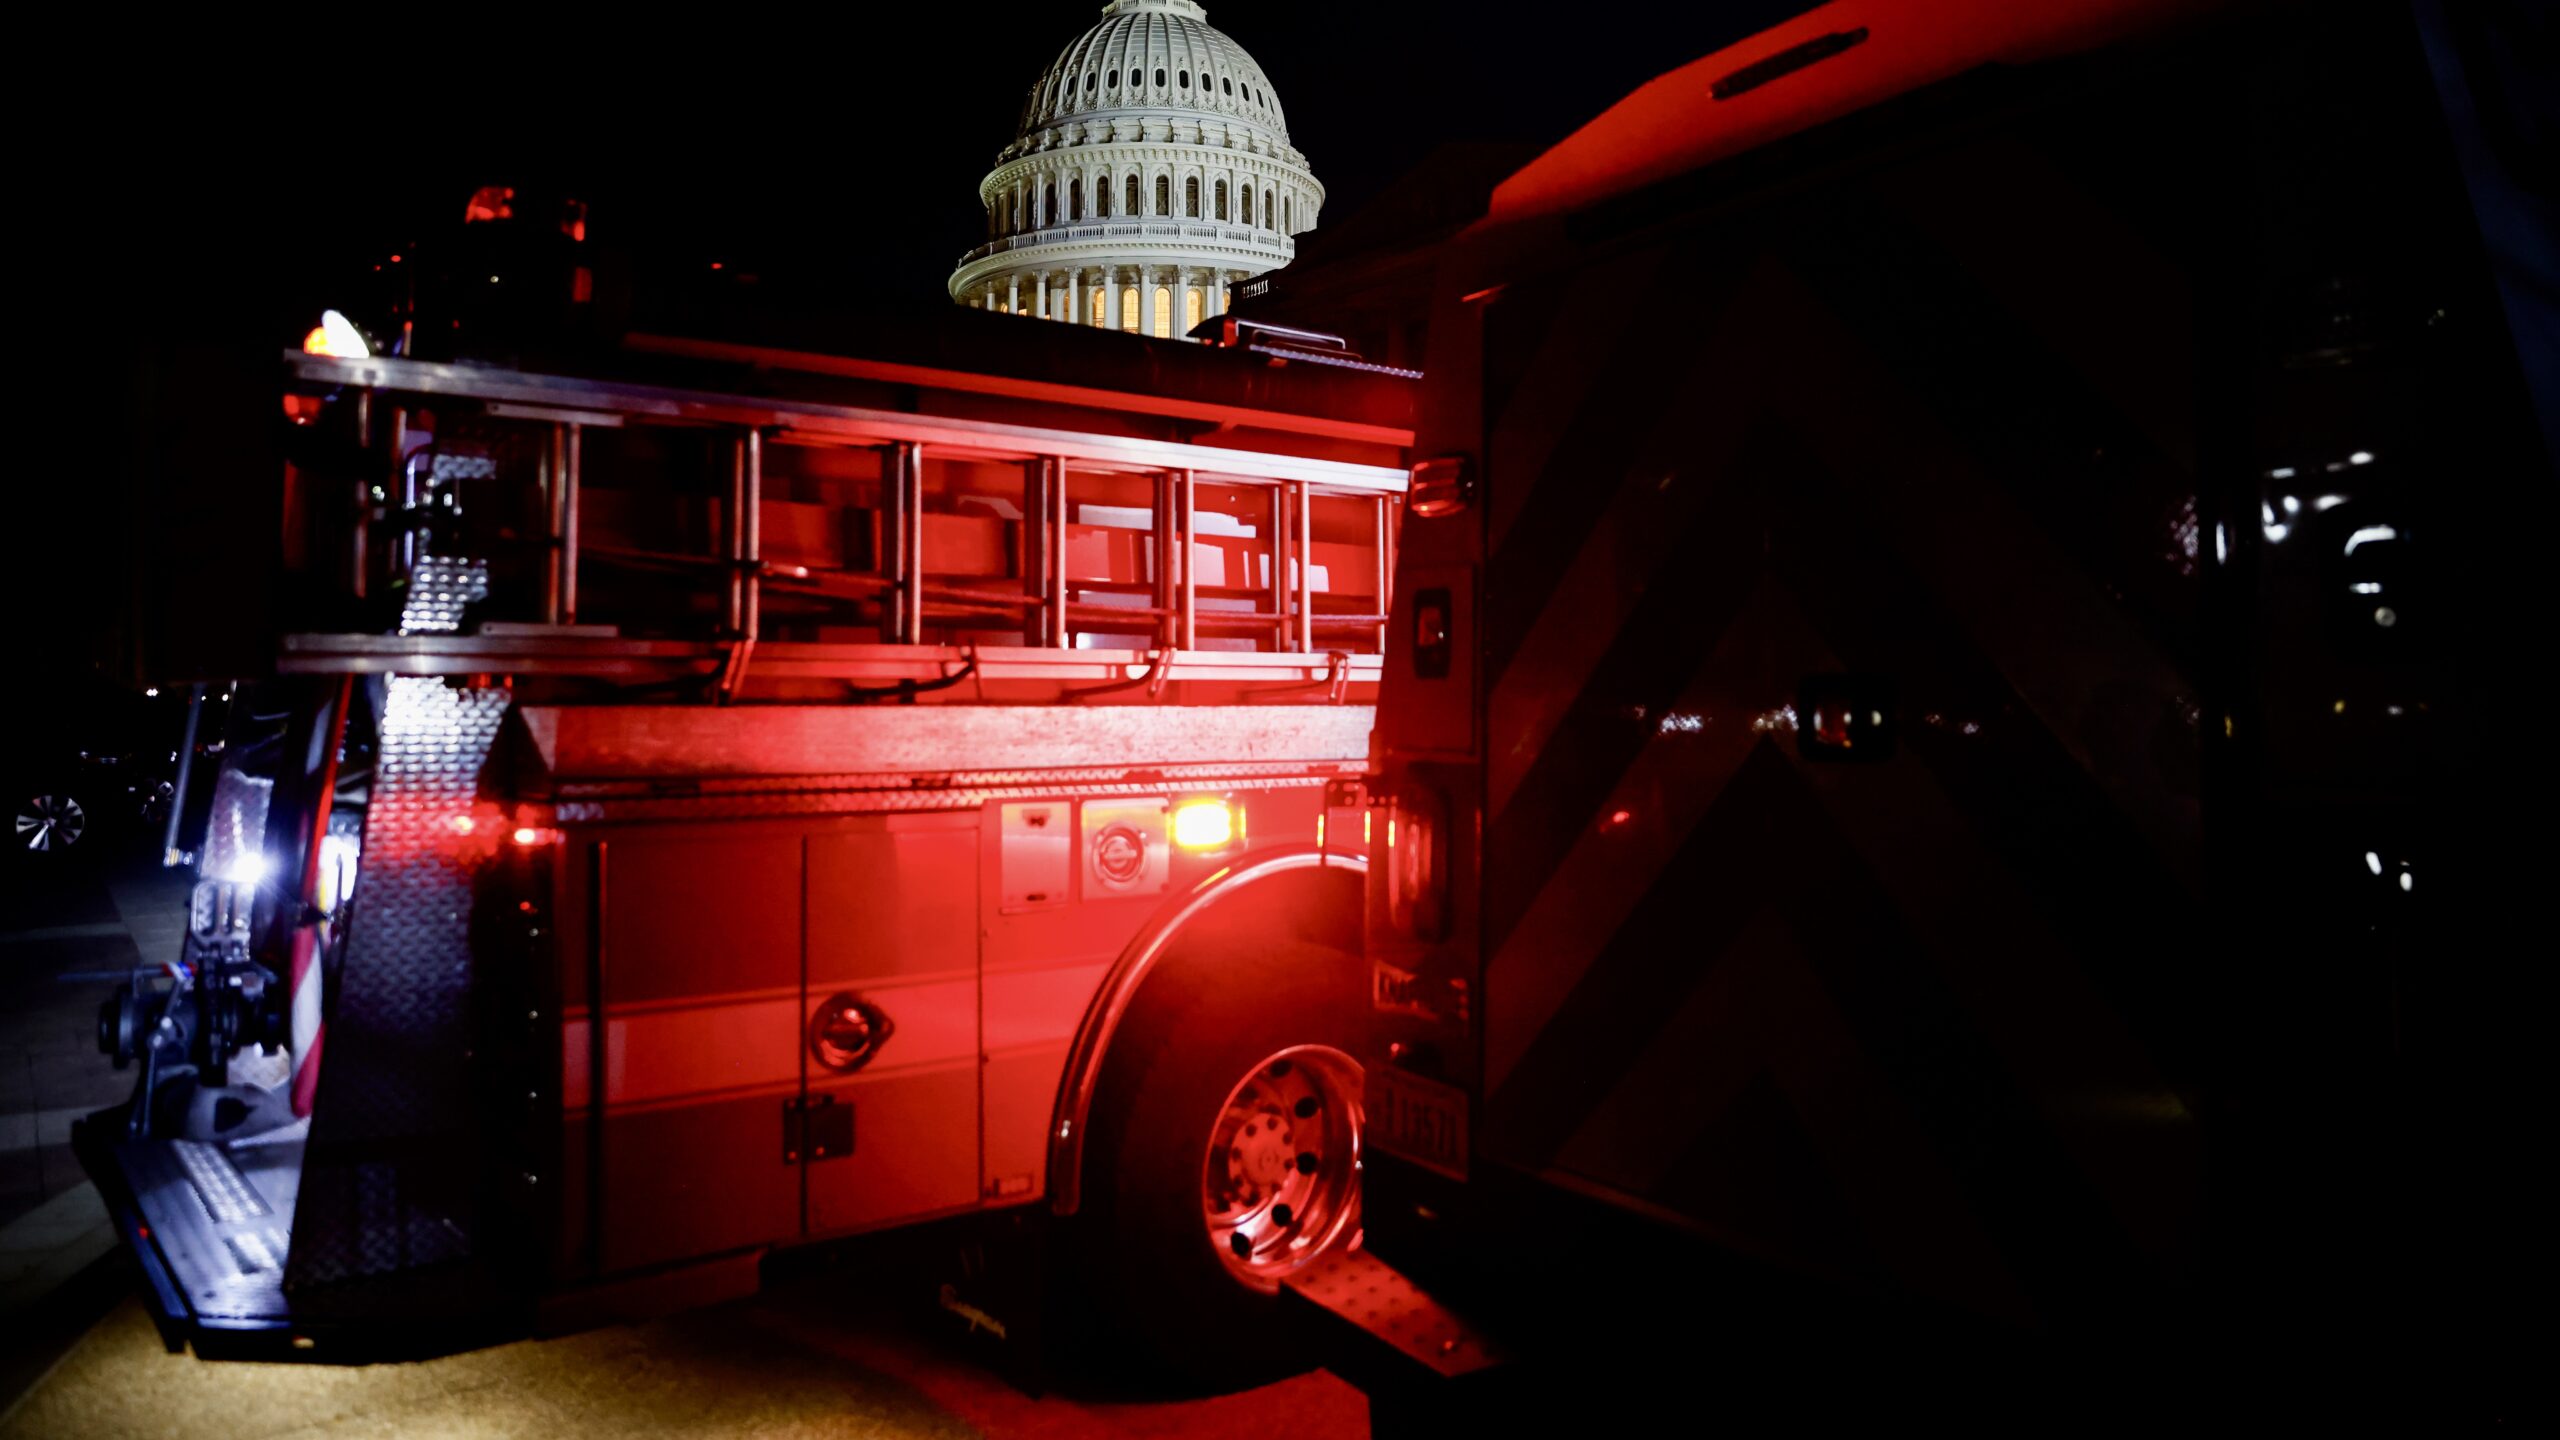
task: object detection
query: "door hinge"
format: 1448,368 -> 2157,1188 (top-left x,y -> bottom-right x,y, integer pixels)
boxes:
783,1094 -> 854,1165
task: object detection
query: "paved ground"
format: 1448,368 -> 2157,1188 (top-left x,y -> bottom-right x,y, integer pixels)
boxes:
0,853 -> 185,1232
3,1269 -> 1369,1440
0,856 -> 1372,1439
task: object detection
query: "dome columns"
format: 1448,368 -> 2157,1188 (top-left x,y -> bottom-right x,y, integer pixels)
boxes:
968,265 -> 1240,334
952,2 -> 1316,331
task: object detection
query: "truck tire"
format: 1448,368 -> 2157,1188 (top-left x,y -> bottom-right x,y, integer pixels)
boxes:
1068,933 -> 1366,1391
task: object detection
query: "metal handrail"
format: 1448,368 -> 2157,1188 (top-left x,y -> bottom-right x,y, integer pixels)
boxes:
290,352 -> 1400,492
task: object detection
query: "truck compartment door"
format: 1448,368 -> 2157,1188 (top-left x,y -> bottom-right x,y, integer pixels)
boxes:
586,830 -> 803,1274
803,815 -> 982,1234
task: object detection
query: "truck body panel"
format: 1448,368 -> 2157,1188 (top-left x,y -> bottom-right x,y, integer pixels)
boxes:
1336,0 -> 2548,1421
79,314 -> 1408,1352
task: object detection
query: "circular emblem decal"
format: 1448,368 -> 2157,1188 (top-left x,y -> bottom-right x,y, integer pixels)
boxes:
1093,822 -> 1148,888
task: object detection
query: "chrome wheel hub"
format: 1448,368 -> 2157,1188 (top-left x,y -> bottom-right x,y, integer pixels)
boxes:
1202,1044 -> 1362,1291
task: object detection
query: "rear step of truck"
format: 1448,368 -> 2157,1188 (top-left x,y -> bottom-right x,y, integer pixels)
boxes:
74,1113 -> 302,1352
1280,1246 -> 1503,1382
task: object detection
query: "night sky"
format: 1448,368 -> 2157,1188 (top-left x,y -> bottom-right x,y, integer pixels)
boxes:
72,2 -> 1812,335
29,2 -> 1807,682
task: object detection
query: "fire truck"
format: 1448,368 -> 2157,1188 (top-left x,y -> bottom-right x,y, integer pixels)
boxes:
1293,0 -> 2547,1429
74,197 -> 1413,1387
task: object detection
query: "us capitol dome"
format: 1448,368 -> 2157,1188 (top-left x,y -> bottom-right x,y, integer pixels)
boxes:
950,0 -> 1322,337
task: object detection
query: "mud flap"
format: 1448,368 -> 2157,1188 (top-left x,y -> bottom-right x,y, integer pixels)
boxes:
935,1207 -> 1053,1398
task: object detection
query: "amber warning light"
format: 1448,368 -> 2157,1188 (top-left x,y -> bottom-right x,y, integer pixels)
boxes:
1172,799 -> 1235,851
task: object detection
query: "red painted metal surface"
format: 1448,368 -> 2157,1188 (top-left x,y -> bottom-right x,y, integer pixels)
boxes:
1487,0 -> 2224,228
539,703 -> 1370,1279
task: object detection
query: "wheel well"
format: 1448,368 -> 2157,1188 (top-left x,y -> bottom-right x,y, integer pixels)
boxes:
1047,846 -> 1364,1215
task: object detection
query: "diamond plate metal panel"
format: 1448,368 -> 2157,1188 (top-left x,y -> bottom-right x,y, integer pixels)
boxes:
1283,1248 -> 1505,1379
198,769 -> 274,883
117,1133 -> 302,1327
285,673 -> 510,1299
399,558 -> 490,636
428,451 -> 499,484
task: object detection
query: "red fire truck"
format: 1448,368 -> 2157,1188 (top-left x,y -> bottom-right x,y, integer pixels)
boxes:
1294,0 -> 2546,1429
76,249 -> 1413,1387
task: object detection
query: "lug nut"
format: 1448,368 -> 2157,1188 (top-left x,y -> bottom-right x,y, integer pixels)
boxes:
1273,1202 -> 1294,1227
1296,1151 -> 1319,1174
1230,1232 -> 1252,1258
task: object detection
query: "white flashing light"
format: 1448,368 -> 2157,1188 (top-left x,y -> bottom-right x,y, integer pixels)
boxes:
222,851 -> 272,887
2269,467 -> 2296,479
2365,852 -> 2383,875
312,309 -> 371,359
2351,582 -> 2382,594
2312,495 -> 2348,511
2349,451 -> 2374,465
2344,525 -> 2398,555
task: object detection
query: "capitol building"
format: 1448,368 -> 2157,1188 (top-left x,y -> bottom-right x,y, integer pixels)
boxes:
950,0 -> 1321,337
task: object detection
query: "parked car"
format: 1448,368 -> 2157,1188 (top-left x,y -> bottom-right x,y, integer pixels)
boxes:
13,678 -> 229,864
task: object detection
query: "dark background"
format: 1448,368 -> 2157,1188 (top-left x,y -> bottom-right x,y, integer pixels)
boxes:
27,1 -> 1807,684
70,1 -> 1813,340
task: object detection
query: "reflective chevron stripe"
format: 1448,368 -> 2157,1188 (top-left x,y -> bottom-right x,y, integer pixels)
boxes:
1465,141 -> 2208,1323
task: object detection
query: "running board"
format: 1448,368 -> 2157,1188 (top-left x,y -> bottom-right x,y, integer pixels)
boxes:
72,1112 -> 300,1353
1280,1246 -> 1506,1384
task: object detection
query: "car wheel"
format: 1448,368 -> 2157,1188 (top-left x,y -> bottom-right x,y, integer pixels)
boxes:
15,793 -> 88,853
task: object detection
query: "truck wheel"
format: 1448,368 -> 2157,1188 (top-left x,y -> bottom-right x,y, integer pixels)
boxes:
1071,937 -> 1365,1390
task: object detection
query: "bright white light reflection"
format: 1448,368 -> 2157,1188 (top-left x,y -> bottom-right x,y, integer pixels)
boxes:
318,309 -> 371,359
